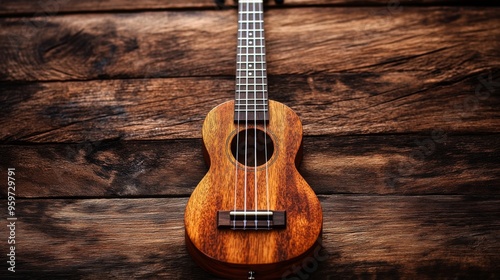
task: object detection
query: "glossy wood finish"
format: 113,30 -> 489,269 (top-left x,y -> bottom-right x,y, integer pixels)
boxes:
185,100 -> 323,279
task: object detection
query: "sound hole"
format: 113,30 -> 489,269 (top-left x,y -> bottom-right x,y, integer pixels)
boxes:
231,129 -> 274,167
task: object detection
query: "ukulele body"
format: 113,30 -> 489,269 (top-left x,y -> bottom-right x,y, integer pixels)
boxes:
185,100 -> 323,280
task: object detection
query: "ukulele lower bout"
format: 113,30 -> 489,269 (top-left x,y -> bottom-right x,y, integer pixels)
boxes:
185,100 -> 323,279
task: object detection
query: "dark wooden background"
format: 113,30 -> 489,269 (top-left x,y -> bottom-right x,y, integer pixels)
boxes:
1,0 -> 499,279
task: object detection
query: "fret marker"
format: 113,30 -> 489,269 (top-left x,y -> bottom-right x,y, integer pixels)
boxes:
249,32 -> 253,36
249,41 -> 253,45
249,64 -> 253,68
249,72 -> 253,75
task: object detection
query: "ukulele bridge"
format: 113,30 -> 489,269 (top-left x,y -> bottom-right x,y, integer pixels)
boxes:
217,210 -> 286,230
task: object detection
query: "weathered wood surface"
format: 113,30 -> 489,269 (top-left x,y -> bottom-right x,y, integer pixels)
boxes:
0,0 -> 484,15
0,0 -> 499,279
0,135 -> 498,198
1,196 -> 499,279
0,72 -> 499,142
1,8 -> 499,82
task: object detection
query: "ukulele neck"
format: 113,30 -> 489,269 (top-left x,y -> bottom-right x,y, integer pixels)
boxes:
235,0 -> 269,122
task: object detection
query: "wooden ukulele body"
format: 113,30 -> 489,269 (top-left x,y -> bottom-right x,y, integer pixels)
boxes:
185,100 -> 323,279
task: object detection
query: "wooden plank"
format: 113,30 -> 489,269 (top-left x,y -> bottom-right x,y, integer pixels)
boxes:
0,70 -> 498,142
0,7 -> 499,82
0,0 -> 481,15
1,134 -> 498,198
2,195 -> 498,278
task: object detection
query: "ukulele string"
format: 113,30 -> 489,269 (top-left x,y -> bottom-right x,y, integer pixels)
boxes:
258,2 -> 271,230
233,118 -> 240,230
234,1 -> 243,230
243,0 -> 250,230
252,0 -> 259,230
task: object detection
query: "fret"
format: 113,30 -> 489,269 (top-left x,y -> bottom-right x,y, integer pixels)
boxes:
236,85 -> 266,87
235,98 -> 267,101
236,89 -> 267,92
235,101 -> 267,102
235,101 -> 267,104
239,34 -> 264,38
235,104 -> 268,107
236,84 -> 267,89
239,28 -> 264,32
239,11 -> 262,14
235,104 -> 267,108
237,56 -> 265,60
238,37 -> 265,40
236,75 -> 267,78
235,108 -> 268,112
237,68 -> 266,72
238,39 -> 265,42
236,61 -> 265,67
237,62 -> 265,65
235,101 -> 268,104
238,19 -> 264,23
236,83 -> 268,87
238,20 -> 264,23
236,98 -> 267,102
237,45 -> 265,48
236,74 -> 267,77
237,54 -> 265,57
234,101 -> 267,105
236,69 -> 267,72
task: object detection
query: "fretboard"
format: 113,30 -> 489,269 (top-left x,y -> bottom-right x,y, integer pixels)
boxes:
235,0 -> 269,122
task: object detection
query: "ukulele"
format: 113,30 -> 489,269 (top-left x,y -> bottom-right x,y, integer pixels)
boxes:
184,0 -> 323,279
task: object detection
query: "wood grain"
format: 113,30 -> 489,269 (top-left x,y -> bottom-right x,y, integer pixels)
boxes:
0,70 -> 499,143
1,196 -> 498,279
0,0 -> 482,15
0,134 -> 498,198
0,8 -> 499,82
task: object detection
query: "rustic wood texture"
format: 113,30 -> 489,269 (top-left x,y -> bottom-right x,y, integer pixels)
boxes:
0,134 -> 498,198
0,0 -> 499,279
0,196 -> 499,279
0,0 -> 486,15
0,8 -> 499,142
1,8 -> 499,82
0,72 -> 499,142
